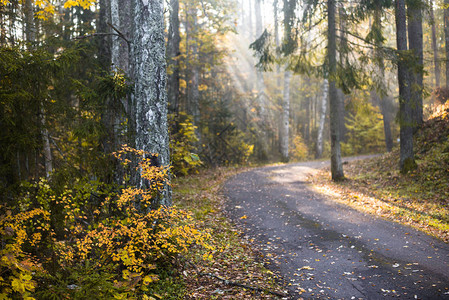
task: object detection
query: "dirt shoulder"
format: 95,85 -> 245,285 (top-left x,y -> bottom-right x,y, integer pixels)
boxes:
310,154 -> 449,243
173,167 -> 288,299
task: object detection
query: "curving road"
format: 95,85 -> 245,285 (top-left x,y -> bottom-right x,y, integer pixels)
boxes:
224,159 -> 449,299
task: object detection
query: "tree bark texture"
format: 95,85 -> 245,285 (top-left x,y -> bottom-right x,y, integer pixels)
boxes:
167,0 -> 180,115
395,0 -> 416,173
40,108 -> 53,179
24,1 -> 53,179
132,0 -> 171,205
24,0 -> 36,44
429,0 -> 440,88
337,3 -> 347,142
373,6 -> 393,152
111,0 -> 131,73
407,0 -> 423,128
445,0 -> 449,87
98,0 -> 111,68
316,79 -> 328,159
328,0 -> 344,180
279,70 -> 291,161
186,3 -> 201,138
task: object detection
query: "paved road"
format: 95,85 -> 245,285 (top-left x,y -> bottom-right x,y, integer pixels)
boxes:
224,159 -> 449,299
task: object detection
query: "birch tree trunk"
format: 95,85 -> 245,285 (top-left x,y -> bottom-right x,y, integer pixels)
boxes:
395,0 -> 416,173
167,0 -> 180,115
407,0 -> 423,128
316,79 -> 328,159
132,0 -> 171,205
328,0 -> 344,180
429,0 -> 440,88
280,70 -> 291,161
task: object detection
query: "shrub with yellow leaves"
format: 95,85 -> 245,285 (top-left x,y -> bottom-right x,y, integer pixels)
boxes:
0,146 -> 213,299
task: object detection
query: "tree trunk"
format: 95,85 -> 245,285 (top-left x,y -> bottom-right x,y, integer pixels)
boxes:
429,0 -> 440,88
407,0 -> 423,128
132,0 -> 171,205
338,3 -> 347,142
98,0 -> 111,68
316,79 -> 328,159
274,0 -> 281,87
167,0 -> 180,115
254,0 -> 262,37
280,70 -> 291,161
24,0 -> 35,44
40,108 -> 53,179
186,3 -> 200,135
328,0 -> 344,180
395,0 -> 416,173
24,0 -> 53,179
110,0 -> 131,73
248,0 -> 253,39
445,0 -> 449,88
373,5 -> 393,152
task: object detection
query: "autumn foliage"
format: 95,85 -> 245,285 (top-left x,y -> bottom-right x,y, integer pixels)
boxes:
0,147 -> 213,299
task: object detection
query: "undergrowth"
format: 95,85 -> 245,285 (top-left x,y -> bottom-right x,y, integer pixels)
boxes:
0,146 -> 213,299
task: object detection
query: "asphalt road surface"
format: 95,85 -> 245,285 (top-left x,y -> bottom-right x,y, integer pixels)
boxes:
224,159 -> 449,299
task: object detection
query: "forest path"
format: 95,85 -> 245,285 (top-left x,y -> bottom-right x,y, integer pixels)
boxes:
224,157 -> 449,299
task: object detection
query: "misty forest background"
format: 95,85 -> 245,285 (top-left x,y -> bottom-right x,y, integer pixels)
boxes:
1,0 -> 448,298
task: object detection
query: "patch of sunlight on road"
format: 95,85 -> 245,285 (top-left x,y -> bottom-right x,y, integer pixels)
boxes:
269,166 -> 320,183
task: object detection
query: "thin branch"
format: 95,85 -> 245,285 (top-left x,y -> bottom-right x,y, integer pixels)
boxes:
183,258 -> 288,298
198,272 -> 288,298
107,22 -> 131,46
74,32 -> 123,41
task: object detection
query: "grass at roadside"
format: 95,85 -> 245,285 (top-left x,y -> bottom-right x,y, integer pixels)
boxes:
172,167 -> 288,299
310,106 -> 449,243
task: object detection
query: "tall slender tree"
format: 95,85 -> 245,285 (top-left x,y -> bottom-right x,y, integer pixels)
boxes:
316,79 -> 328,158
407,0 -> 423,128
429,0 -> 440,88
395,0 -> 417,173
445,0 -> 449,87
328,0 -> 344,180
167,0 -> 181,115
372,2 -> 393,152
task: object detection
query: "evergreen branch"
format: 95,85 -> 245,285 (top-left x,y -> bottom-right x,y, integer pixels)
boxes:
337,28 -> 395,53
